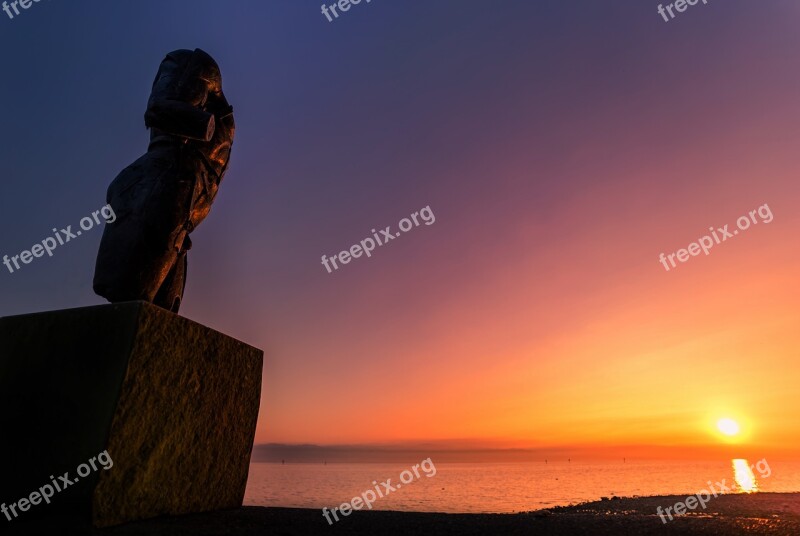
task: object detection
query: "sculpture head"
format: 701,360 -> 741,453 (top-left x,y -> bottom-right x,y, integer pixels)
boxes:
153,48 -> 224,102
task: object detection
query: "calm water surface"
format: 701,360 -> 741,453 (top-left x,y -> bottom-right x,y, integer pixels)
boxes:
244,459 -> 800,513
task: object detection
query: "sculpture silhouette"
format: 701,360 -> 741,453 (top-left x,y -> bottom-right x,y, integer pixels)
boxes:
94,49 -> 235,313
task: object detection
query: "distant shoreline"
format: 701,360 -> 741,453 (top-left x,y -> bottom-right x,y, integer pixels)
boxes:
250,444 -> 795,465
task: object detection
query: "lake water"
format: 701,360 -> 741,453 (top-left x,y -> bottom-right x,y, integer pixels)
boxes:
244,459 -> 800,513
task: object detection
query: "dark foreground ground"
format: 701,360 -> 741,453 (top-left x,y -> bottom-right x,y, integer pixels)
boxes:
5,493 -> 800,535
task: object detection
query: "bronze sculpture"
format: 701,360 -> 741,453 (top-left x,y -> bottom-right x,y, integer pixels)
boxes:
94,49 -> 234,313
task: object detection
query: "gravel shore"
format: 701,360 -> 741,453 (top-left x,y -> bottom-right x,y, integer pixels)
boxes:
6,492 -> 800,535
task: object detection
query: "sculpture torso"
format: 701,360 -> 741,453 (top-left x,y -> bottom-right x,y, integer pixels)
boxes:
145,49 -> 236,232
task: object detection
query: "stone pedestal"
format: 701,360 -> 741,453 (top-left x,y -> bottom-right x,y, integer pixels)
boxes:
0,301 -> 263,528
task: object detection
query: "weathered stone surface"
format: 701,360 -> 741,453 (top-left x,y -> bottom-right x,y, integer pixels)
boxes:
0,301 -> 263,528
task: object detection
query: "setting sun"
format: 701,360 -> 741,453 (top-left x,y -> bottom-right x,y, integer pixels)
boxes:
717,418 -> 741,437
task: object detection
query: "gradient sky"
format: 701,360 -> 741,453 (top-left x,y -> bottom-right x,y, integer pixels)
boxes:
1,0 -> 799,459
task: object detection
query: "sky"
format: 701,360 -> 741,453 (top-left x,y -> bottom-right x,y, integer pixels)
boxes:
1,0 -> 799,460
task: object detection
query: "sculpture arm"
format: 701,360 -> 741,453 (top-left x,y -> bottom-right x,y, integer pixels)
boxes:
144,95 -> 215,142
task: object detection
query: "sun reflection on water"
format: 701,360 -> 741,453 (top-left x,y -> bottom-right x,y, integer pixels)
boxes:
732,459 -> 758,493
